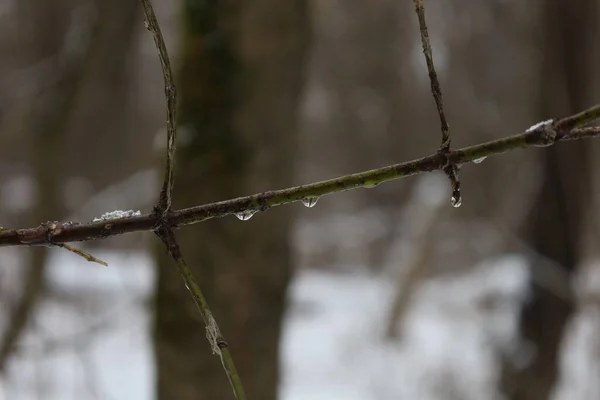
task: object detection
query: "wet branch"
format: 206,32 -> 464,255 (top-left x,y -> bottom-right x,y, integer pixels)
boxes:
4,1 -> 596,397
140,1 -> 246,399
412,0 -> 460,206
154,227 -> 247,400
1,111 -> 599,248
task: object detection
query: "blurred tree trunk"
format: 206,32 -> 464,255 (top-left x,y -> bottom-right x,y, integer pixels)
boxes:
70,0 -> 140,190
0,0 -> 139,375
153,1 -> 310,399
0,0 -> 95,372
500,1 -> 596,399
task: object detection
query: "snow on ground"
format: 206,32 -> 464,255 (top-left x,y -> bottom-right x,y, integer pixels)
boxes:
280,257 -> 527,400
0,248 -> 598,399
0,249 -> 155,400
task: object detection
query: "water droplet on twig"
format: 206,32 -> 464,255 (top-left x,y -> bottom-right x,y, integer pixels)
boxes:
451,195 -> 462,208
473,156 -> 486,164
301,197 -> 319,208
234,210 -> 257,221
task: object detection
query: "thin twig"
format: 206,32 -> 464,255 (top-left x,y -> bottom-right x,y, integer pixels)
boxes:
412,0 -> 460,205
0,114 -> 599,247
140,0 -> 177,214
140,1 -> 246,397
413,0 -> 450,149
55,243 -> 108,266
555,106 -> 600,131
155,227 -> 247,400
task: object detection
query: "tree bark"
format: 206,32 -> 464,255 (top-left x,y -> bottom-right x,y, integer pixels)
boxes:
153,1 -> 310,399
500,1 -> 596,399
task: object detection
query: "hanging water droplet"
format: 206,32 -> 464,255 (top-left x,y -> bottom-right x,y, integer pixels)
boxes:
472,156 -> 486,164
451,195 -> 462,208
234,209 -> 257,221
301,197 -> 319,208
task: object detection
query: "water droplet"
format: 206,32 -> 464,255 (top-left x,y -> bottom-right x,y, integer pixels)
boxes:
301,197 -> 319,208
234,210 -> 257,221
451,195 -> 462,208
364,181 -> 380,188
473,156 -> 486,164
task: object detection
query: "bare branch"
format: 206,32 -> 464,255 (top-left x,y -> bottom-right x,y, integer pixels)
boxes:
555,106 -> 600,132
55,243 -> 108,266
1,114 -> 599,248
140,0 -> 177,214
154,227 -> 247,400
412,0 -> 460,206
140,2 -> 246,397
412,0 -> 450,149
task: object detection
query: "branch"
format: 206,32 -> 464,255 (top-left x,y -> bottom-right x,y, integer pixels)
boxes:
140,0 -> 177,214
413,0 -> 449,149
155,227 -> 247,400
413,0 -> 461,206
1,113 -> 598,248
140,1 -> 246,398
55,243 -> 108,266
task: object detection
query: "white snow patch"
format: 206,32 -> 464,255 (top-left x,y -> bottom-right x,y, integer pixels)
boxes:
526,119 -> 552,132
0,249 -> 155,400
280,256 -> 528,400
0,248 -> 598,399
92,209 -> 141,222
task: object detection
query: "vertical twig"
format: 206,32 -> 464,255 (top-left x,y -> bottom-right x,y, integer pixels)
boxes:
155,228 -> 247,400
412,0 -> 449,148
140,0 -> 177,215
139,1 -> 247,398
412,0 -> 460,206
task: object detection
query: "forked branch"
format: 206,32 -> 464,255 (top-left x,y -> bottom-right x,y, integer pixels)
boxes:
140,1 -> 246,399
1,3 -> 600,398
413,0 -> 462,206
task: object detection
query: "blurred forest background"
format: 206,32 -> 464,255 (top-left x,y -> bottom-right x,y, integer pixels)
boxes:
1,0 -> 600,399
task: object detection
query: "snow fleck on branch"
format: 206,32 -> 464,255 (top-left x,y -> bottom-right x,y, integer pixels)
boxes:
526,119 -> 553,133
92,210 -> 142,222
139,1 -> 246,399
1,112 -> 600,249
